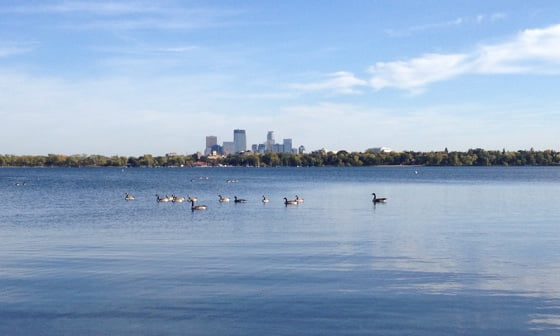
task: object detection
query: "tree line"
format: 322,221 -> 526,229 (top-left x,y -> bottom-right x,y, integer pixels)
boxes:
1,148 -> 559,167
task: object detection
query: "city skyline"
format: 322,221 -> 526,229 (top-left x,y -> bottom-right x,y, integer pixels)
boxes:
205,129 -> 302,155
1,1 -> 559,156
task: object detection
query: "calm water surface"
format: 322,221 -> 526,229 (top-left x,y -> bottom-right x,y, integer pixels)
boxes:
1,167 -> 559,335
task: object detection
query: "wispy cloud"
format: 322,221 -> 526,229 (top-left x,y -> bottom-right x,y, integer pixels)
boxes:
296,23 -> 560,93
2,1 -> 248,31
1,1 -> 163,16
0,42 -> 36,57
368,53 -> 470,92
386,12 -> 507,37
291,71 -> 367,95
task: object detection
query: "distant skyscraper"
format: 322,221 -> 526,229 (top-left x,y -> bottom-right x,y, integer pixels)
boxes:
205,136 -> 217,155
272,143 -> 283,153
233,129 -> 246,153
222,141 -> 234,155
283,138 -> 292,153
266,131 -> 275,152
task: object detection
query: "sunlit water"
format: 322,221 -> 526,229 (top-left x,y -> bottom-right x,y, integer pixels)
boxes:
1,167 -> 559,335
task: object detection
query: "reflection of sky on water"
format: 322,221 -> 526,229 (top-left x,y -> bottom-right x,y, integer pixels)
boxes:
1,167 -> 560,334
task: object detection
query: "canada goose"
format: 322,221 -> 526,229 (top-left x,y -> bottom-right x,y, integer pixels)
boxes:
295,195 -> 304,203
284,197 -> 298,205
156,194 -> 170,202
187,195 -> 198,202
172,195 -> 185,203
218,195 -> 230,202
372,193 -> 387,203
262,195 -> 270,203
234,196 -> 247,203
190,199 -> 207,211
125,193 -> 135,201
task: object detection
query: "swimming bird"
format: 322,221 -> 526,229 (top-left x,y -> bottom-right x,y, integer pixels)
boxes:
295,195 -> 304,203
156,194 -> 170,202
218,195 -> 230,202
172,195 -> 185,203
190,199 -> 207,211
372,193 -> 387,203
187,195 -> 198,202
125,193 -> 135,201
234,196 -> 247,203
262,195 -> 270,203
284,197 -> 298,205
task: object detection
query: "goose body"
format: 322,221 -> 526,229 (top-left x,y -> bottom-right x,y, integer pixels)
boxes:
190,199 -> 207,211
372,193 -> 387,203
172,195 -> 185,203
125,193 -> 135,201
187,195 -> 198,202
156,194 -> 170,202
262,195 -> 270,203
295,195 -> 304,203
218,195 -> 230,202
234,196 -> 247,203
284,197 -> 298,205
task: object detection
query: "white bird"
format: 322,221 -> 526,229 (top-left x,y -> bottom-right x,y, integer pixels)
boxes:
262,195 -> 270,203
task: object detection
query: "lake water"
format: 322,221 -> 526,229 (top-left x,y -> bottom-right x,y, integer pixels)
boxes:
1,166 -> 559,335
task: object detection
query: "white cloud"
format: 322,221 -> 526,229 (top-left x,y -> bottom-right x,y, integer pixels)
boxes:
291,71 -> 367,95
374,23 -> 560,91
297,23 -> 560,94
368,53 -> 471,91
474,24 -> 560,74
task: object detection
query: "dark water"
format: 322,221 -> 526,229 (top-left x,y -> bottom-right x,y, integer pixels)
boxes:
1,166 -> 559,335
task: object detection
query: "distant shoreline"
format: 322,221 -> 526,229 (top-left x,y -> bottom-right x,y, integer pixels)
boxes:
2,149 -> 559,167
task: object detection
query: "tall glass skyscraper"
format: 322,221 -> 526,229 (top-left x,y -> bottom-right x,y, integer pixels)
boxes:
266,131 -> 275,152
233,129 -> 247,154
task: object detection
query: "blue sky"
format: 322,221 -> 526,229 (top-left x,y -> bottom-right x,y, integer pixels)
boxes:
1,0 -> 559,155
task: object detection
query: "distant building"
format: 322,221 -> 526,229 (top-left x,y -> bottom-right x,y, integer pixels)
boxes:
257,143 -> 266,154
233,129 -> 247,154
211,144 -> 223,155
367,147 -> 393,153
205,136 -> 217,155
251,144 -> 258,153
272,143 -> 283,153
282,139 -> 292,153
266,131 -> 275,152
223,141 -> 235,155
